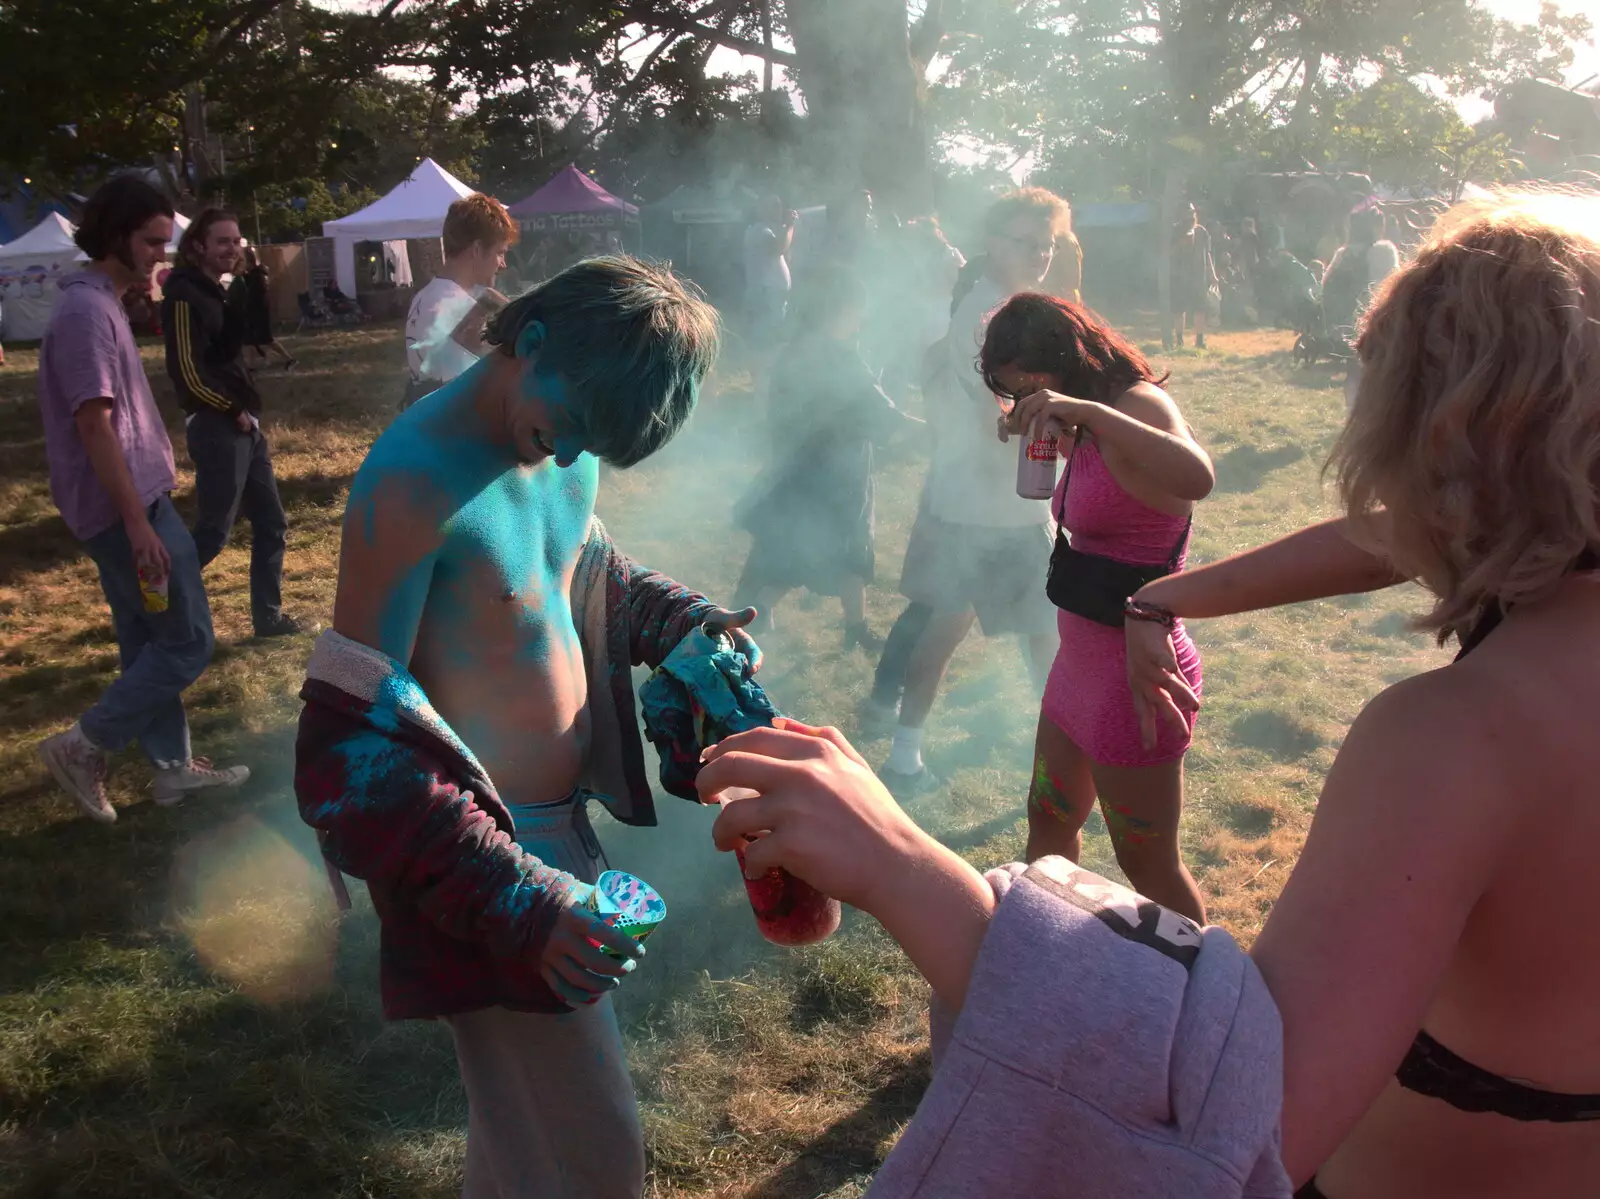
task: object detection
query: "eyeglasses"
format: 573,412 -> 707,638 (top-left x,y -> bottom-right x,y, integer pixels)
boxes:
999,234 -> 1057,257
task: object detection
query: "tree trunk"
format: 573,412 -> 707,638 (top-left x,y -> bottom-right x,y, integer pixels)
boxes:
181,83 -> 213,200
1290,51 -> 1322,131
784,0 -> 932,217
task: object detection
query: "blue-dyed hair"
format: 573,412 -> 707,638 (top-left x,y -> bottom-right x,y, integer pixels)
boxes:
485,255 -> 720,468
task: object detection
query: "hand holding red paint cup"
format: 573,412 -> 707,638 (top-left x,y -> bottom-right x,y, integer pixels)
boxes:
734,839 -> 842,946
698,718 -> 930,937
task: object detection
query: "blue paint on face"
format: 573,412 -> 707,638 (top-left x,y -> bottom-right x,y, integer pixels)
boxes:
522,364 -> 592,469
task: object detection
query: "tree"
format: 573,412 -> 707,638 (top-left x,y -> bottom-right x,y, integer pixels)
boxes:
932,0 -> 1592,193
1278,76 -> 1515,193
0,0 -> 428,204
250,177 -> 380,242
395,1 -> 958,216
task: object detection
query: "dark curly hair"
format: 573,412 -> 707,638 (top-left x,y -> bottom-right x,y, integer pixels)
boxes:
979,292 -> 1167,404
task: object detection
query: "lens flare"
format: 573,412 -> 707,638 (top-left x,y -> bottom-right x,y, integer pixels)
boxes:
170,814 -> 341,1005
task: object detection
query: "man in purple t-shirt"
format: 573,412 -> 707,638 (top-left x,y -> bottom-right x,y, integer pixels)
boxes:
35,176 -> 248,824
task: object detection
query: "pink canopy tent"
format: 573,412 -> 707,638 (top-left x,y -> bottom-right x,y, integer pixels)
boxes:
507,165 -> 640,231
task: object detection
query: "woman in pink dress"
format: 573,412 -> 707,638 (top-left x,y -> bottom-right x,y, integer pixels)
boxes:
983,294 -> 1215,920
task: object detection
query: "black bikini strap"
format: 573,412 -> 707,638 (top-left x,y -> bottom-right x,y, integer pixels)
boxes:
1165,514 -> 1193,572
1400,1030 -> 1600,1123
1455,548 -> 1600,661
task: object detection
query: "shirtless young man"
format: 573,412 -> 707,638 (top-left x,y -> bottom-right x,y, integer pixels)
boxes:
295,256 -> 753,1198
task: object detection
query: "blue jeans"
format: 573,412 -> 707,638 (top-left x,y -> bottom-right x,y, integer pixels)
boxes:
79,495 -> 214,767
186,410 -> 287,629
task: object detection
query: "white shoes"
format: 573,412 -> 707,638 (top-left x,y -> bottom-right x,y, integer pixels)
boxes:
152,757 -> 250,805
857,695 -> 901,738
38,723 -> 115,823
37,722 -> 249,821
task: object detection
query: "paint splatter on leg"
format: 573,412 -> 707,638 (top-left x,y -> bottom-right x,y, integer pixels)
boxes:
1101,797 -> 1158,846
1027,749 -> 1083,826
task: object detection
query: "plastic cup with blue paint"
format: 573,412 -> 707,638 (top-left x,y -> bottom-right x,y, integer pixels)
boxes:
584,870 -> 666,957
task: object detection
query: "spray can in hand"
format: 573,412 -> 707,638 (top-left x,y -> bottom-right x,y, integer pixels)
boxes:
1016,417 -> 1061,500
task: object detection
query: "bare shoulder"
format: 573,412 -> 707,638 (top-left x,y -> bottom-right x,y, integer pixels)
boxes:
338,432 -> 453,585
1329,664 -> 1522,826
1113,381 -> 1187,434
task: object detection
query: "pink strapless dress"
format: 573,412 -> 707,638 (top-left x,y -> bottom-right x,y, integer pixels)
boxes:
1042,438 -> 1201,767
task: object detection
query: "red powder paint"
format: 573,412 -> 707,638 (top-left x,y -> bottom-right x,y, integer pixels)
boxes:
735,844 -> 842,946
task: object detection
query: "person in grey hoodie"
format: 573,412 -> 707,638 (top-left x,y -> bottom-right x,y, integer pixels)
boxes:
697,718 -> 1291,1198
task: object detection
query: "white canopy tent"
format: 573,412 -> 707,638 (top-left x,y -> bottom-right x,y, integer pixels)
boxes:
0,212 -> 81,340
322,158 -> 471,298
0,209 -> 202,342
164,211 -> 191,256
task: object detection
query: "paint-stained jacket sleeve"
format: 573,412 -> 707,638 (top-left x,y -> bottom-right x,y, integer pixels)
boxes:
614,552 -> 722,669
294,681 -> 582,1015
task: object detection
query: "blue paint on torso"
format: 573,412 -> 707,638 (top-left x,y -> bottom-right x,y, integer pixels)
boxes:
345,365 -> 599,667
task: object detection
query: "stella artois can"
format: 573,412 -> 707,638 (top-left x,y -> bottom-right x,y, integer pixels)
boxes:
1016,426 -> 1060,499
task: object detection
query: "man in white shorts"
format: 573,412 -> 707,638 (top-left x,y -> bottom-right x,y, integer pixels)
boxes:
870,188 -> 1071,795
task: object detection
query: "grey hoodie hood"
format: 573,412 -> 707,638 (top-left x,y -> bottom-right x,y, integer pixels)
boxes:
869,857 -> 1292,1198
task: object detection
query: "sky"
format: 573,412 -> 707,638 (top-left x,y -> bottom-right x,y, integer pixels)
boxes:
1482,0 -> 1599,83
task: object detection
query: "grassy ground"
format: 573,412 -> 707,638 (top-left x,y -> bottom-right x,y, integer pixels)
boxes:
0,321 -> 1448,1197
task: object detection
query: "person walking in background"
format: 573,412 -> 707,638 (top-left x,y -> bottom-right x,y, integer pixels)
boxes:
864,188 -> 1070,797
1320,207 -> 1401,350
403,193 -> 518,409
733,266 -> 920,650
34,176 -> 248,823
1042,203 -> 1085,305
1166,202 -> 1218,350
230,246 -> 296,370
984,294 -> 1214,923
742,194 -> 795,344
163,208 -> 302,640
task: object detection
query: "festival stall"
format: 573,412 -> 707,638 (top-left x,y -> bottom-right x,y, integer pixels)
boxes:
641,183 -> 754,300
0,213 -> 81,340
322,157 -> 466,299
1,204 -> 196,341
507,165 -> 640,278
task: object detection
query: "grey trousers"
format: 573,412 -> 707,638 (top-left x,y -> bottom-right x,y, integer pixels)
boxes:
444,792 -> 644,1199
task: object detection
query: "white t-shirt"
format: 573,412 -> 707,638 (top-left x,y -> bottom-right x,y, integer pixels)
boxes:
918,242 -> 966,351
406,276 -> 481,384
1321,240 -> 1401,291
742,224 -> 791,297
925,275 -> 1049,529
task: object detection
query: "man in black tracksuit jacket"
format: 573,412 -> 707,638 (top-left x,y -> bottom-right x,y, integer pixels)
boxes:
162,209 -> 300,638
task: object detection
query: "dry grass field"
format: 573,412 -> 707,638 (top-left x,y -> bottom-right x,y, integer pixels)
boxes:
0,319 -> 1447,1197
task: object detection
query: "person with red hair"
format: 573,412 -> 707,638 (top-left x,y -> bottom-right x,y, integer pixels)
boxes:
982,293 -> 1215,921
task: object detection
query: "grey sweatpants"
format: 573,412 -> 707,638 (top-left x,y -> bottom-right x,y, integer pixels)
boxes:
444,792 -> 644,1199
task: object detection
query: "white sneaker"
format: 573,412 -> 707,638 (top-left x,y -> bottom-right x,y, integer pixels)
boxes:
152,757 -> 250,806
38,724 -> 115,823
856,695 -> 901,737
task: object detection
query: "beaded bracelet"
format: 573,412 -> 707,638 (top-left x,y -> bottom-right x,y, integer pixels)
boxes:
1123,598 -> 1178,629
